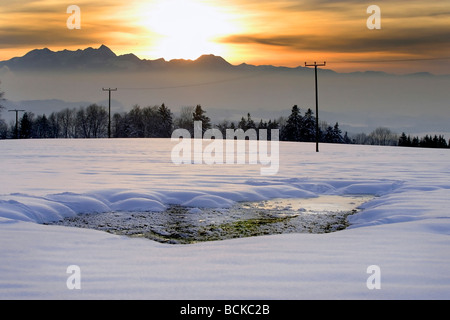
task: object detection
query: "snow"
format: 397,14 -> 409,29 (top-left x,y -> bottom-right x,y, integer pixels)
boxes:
0,138 -> 449,299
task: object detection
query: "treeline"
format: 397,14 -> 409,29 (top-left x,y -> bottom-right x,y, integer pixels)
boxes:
0,101 -> 448,149
398,132 -> 448,149
214,105 -> 350,144
0,103 -> 350,144
0,104 -> 174,139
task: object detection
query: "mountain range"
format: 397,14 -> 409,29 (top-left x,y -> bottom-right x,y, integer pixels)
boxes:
0,44 -> 388,75
2,45 -> 443,78
0,45 -> 266,73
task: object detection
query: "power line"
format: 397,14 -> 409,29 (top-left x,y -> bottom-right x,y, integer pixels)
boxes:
116,71 -> 275,91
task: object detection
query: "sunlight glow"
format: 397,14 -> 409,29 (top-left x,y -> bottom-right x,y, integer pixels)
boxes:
138,0 -> 239,60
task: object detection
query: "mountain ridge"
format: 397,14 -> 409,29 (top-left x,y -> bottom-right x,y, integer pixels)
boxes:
0,45 -> 247,72
0,45 -> 339,75
1,45 -> 446,77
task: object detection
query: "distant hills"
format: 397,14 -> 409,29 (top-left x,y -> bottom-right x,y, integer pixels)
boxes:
0,44 -> 318,73
1,45 -> 442,77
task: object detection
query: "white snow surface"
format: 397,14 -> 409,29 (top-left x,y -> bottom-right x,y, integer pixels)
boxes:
0,138 -> 449,299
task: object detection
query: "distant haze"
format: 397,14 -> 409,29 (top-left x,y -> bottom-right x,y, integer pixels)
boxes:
1,46 -> 449,136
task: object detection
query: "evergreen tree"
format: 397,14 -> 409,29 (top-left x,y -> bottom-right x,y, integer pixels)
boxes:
19,112 -> 34,139
141,106 -> 159,137
332,122 -> 344,143
324,125 -> 334,143
192,105 -> 211,133
343,131 -> 351,144
438,135 -> 447,148
157,103 -> 173,138
257,119 -> 267,130
267,119 -> 279,141
419,135 -> 431,148
282,105 -> 303,141
245,113 -> 256,130
238,113 -> 256,131
238,116 -> 247,130
301,108 -> 316,142
398,132 -> 411,147
34,114 -> 51,138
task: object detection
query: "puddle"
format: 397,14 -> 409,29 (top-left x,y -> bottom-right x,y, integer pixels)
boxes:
49,195 -> 373,244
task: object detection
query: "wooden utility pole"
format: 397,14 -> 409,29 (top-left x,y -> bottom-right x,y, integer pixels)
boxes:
8,109 -> 25,139
102,88 -> 117,138
305,62 -> 326,152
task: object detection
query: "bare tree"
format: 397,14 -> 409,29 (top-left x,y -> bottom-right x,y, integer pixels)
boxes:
174,105 -> 195,132
126,105 -> 145,137
86,104 -> 108,138
75,107 -> 90,138
353,132 -> 369,145
0,83 -> 5,139
0,81 -> 5,114
58,108 -> 76,138
369,127 -> 398,146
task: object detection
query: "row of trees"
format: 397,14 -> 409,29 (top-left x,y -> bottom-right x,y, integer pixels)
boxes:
0,102 -> 348,144
2,104 -> 110,139
399,133 -> 448,149
0,104 -> 174,139
213,105 -> 350,144
351,127 -> 399,146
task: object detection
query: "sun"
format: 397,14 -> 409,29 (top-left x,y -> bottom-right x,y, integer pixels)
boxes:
138,0 -> 238,61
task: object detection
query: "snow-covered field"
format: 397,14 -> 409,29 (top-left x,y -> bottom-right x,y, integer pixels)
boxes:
0,138 -> 449,299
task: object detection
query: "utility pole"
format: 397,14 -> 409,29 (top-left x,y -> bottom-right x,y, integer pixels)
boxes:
102,88 -> 117,138
9,109 -> 25,139
305,61 -> 326,152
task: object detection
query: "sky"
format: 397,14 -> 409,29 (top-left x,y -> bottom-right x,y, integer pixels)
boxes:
1,0 -> 450,74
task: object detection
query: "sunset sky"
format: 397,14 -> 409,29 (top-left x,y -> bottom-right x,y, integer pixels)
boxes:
1,0 -> 450,74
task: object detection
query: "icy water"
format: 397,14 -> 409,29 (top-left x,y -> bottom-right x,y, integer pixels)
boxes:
49,195 -> 373,244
